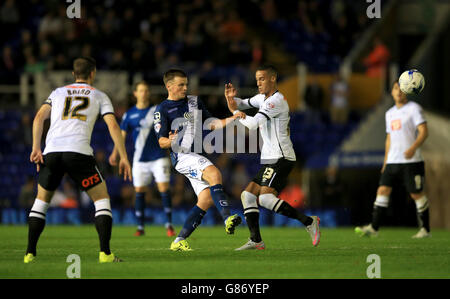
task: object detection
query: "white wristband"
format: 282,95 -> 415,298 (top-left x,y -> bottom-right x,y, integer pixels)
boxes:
233,110 -> 240,115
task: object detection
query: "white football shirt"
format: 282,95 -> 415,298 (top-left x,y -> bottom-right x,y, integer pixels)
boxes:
43,82 -> 114,156
385,101 -> 426,164
236,91 -> 296,163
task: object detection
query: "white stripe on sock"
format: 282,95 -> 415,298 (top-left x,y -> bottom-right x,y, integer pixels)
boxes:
29,199 -> 49,220
94,198 -> 112,217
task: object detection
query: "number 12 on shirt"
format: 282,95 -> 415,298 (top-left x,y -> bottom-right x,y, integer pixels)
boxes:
62,96 -> 90,121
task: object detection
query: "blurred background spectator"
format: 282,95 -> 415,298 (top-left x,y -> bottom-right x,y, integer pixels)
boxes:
330,73 -> 349,125
0,0 -> 374,85
18,176 -> 36,210
303,77 -> 324,124
362,37 -> 391,78
319,165 -> 346,207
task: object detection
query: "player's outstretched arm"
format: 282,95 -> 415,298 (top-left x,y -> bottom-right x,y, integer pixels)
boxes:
30,104 -> 51,172
103,114 -> 132,181
208,112 -> 246,130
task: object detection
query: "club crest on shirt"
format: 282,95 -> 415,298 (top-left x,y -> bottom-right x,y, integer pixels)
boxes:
391,119 -> 402,131
198,158 -> 207,165
188,98 -> 197,107
266,102 -> 275,109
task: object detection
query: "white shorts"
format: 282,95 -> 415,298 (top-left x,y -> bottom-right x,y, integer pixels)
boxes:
132,157 -> 171,187
174,152 -> 213,196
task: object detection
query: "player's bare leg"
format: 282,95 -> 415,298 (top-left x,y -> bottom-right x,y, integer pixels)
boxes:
24,185 -> 53,263
156,182 -> 175,236
410,192 -> 431,238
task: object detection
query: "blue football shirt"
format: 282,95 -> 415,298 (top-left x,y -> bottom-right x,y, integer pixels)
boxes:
120,105 -> 167,163
153,95 -> 213,166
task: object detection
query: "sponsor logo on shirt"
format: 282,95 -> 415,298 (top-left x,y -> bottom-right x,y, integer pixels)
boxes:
154,123 -> 161,133
391,119 -> 402,131
184,112 -> 194,122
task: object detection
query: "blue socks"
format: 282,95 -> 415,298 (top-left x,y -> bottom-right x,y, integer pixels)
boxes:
135,192 -> 146,230
210,184 -> 231,220
176,205 -> 206,241
160,191 -> 172,225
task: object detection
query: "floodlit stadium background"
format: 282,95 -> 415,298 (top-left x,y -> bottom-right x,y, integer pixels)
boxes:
1,0 -> 449,229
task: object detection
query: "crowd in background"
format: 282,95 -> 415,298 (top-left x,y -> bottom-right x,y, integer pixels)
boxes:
1,0 -> 379,84
0,0 -> 368,219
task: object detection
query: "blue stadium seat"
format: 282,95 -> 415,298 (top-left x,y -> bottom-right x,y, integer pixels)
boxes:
121,208 -> 136,225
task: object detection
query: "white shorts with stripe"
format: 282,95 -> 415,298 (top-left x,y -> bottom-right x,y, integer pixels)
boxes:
174,152 -> 213,196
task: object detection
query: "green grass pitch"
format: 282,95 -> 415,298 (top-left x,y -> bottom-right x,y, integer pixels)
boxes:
1,225 -> 449,279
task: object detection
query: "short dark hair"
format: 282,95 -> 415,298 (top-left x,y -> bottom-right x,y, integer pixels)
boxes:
133,80 -> 149,91
73,57 -> 96,80
163,68 -> 187,85
256,64 -> 278,78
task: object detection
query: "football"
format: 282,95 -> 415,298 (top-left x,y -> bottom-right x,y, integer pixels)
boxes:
398,69 -> 425,95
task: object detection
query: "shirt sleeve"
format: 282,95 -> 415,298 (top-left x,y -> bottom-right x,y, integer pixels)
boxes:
154,105 -> 168,139
236,94 -> 262,110
99,92 -> 115,116
43,90 -> 57,106
238,113 -> 268,130
412,104 -> 426,127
